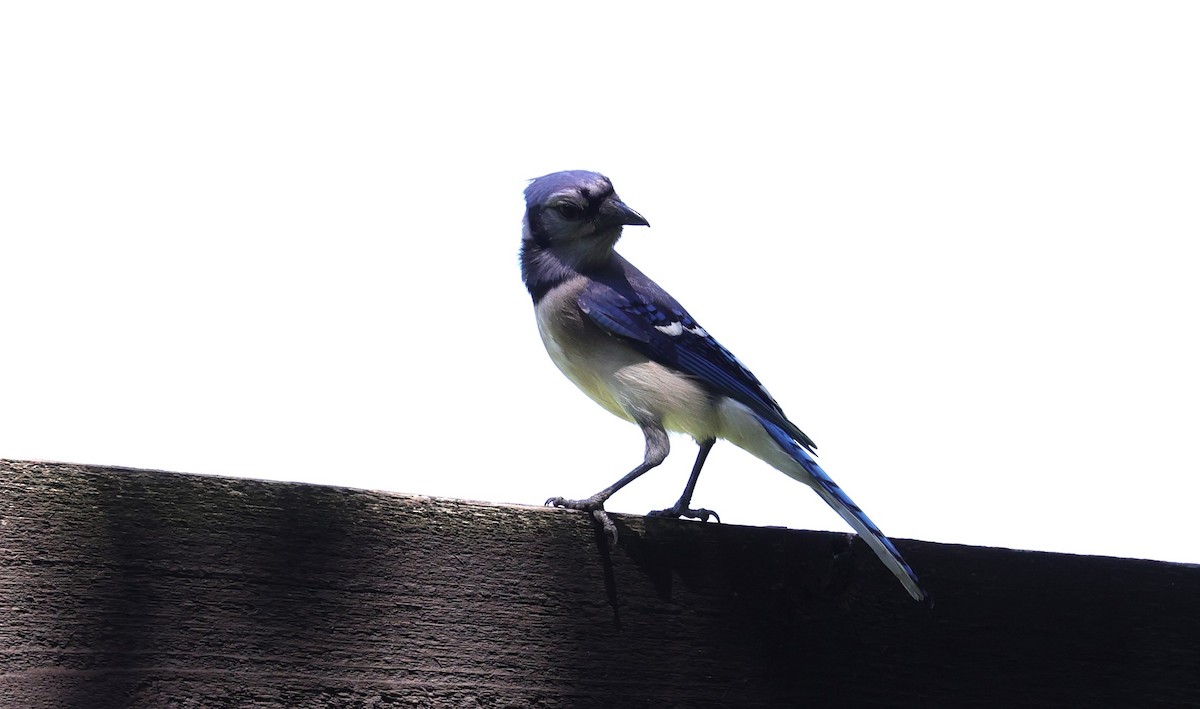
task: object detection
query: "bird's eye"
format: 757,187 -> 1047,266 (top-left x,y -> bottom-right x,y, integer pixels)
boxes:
554,202 -> 584,220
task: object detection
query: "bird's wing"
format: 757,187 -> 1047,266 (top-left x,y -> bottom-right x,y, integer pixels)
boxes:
578,278 -> 817,452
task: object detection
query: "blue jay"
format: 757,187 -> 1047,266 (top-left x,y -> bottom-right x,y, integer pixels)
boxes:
521,170 -> 928,603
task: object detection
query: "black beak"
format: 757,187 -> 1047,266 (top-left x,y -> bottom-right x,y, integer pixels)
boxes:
597,197 -> 650,229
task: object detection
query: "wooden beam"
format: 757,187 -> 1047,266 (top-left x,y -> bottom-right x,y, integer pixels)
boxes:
2,459 -> 1198,707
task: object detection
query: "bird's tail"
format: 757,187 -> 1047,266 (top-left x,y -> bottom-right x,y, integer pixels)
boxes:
758,417 -> 930,604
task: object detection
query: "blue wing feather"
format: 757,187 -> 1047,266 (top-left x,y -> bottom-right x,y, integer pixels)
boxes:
577,257 -> 816,451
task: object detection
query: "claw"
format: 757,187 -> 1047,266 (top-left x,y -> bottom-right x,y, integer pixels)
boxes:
545,496 -> 601,511
592,509 -> 618,544
545,496 -> 619,543
648,505 -> 721,523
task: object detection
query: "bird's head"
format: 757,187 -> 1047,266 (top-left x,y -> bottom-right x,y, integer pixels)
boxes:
522,170 -> 649,271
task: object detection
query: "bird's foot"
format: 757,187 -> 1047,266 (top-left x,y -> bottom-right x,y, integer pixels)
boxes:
545,495 -> 604,512
647,504 -> 721,523
545,496 -> 618,543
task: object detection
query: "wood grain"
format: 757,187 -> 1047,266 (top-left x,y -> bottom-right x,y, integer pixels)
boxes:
2,459 -> 1198,708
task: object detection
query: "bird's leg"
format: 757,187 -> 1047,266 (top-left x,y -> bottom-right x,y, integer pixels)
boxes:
547,424 -> 669,542
648,438 -> 720,522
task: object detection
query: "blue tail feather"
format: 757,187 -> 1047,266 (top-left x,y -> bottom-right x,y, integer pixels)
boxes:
759,417 -> 930,604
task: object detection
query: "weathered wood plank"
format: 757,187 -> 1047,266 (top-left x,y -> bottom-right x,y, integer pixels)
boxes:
2,459 -> 1198,708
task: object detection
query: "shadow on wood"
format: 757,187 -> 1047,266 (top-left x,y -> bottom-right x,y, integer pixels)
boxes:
2,459 -> 1198,708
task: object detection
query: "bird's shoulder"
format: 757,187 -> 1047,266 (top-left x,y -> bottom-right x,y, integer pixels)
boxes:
575,255 -> 696,341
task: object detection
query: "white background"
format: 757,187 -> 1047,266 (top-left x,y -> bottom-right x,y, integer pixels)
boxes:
3,3 -> 1197,564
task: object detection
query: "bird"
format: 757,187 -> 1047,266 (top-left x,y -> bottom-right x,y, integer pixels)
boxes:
519,169 -> 928,603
